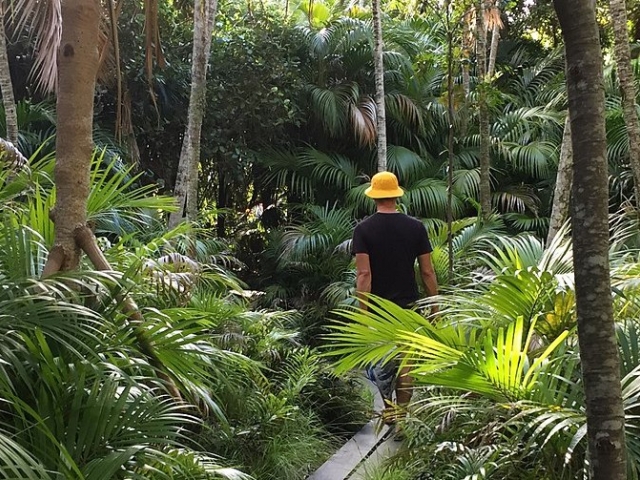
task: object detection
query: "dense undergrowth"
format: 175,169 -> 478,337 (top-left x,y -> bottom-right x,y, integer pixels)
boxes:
6,1 -> 640,478
0,156 -> 370,479
6,128 -> 640,480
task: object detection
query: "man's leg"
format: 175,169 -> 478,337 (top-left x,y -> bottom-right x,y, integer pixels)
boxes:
366,360 -> 397,422
391,365 -> 413,440
396,364 -> 413,408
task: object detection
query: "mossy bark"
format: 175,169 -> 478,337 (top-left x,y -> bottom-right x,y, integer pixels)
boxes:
610,0 -> 640,203
0,1 -> 18,145
476,1 -> 491,220
554,1 -> 627,478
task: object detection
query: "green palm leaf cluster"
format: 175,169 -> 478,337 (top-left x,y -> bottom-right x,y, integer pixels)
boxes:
0,273 -> 249,479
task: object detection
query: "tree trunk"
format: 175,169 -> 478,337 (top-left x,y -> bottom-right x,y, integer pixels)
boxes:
44,0 -> 100,271
445,2 -> 455,283
168,0 -> 217,228
461,11 -> 473,137
461,63 -> 470,136
0,2 -> 18,145
216,166 -> 226,238
487,24 -> 500,78
476,1 -> 491,219
107,0 -> 123,143
554,1 -> 628,479
372,0 -> 387,172
610,0 -> 640,203
546,116 -> 573,245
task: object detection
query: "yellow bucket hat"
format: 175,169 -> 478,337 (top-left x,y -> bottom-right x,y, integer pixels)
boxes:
365,171 -> 404,199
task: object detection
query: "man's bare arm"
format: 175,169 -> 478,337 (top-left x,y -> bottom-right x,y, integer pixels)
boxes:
355,253 -> 372,310
418,253 -> 439,314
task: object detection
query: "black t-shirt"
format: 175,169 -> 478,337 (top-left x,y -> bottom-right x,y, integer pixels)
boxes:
352,212 -> 432,308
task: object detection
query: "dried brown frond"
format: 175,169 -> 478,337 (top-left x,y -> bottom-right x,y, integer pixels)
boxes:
12,0 -> 62,93
97,6 -> 118,86
484,6 -> 503,30
390,93 -> 423,130
350,96 -> 376,147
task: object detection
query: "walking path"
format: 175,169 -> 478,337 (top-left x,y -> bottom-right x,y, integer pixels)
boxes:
307,378 -> 401,480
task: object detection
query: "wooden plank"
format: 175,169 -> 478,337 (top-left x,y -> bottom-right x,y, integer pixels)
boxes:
307,376 -> 389,480
348,434 -> 402,480
307,420 -> 390,480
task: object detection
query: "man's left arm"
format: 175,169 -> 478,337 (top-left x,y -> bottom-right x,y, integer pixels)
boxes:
418,253 -> 438,314
355,253 -> 372,311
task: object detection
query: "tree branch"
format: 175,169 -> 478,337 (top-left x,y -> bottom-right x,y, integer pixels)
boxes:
41,245 -> 66,277
0,137 -> 27,171
74,225 -> 182,401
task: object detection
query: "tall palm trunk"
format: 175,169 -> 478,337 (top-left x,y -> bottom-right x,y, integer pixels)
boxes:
487,24 -> 499,78
169,0 -> 217,228
610,0 -> 640,202
0,1 -> 18,145
372,0 -> 387,172
487,2 -> 501,79
44,0 -> 100,271
461,11 -> 473,137
546,116 -> 573,245
554,1 -> 627,478
445,0 -> 455,282
476,1 -> 491,219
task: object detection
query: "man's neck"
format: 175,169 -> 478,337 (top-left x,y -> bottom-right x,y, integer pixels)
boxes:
376,204 -> 398,214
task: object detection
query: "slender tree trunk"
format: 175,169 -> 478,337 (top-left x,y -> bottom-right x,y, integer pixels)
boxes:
554,1 -> 627,479
0,2 -> 18,145
122,89 -> 141,164
476,1 -> 491,219
216,166 -> 226,238
44,0 -> 100,271
461,63 -> 470,136
107,0 -> 123,143
445,2 -> 455,282
547,116 -> 573,245
610,0 -> 640,203
372,0 -> 387,172
487,23 -> 499,78
169,0 -> 217,228
486,1 -> 502,78
461,12 -> 473,137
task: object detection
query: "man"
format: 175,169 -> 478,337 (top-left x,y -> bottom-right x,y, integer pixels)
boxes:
352,171 -> 438,425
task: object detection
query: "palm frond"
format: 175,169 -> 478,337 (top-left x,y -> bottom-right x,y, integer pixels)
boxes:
301,149 -> 360,191
12,0 -> 62,93
280,204 -> 355,260
386,145 -> 430,181
402,177 -> 464,219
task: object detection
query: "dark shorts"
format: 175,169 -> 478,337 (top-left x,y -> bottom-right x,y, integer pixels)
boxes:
365,357 -> 398,401
364,302 -> 416,400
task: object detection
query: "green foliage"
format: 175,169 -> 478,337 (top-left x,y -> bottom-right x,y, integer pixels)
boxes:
0,149 -> 368,479
0,272 -> 248,479
322,222 -> 640,478
11,3 -> 640,479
